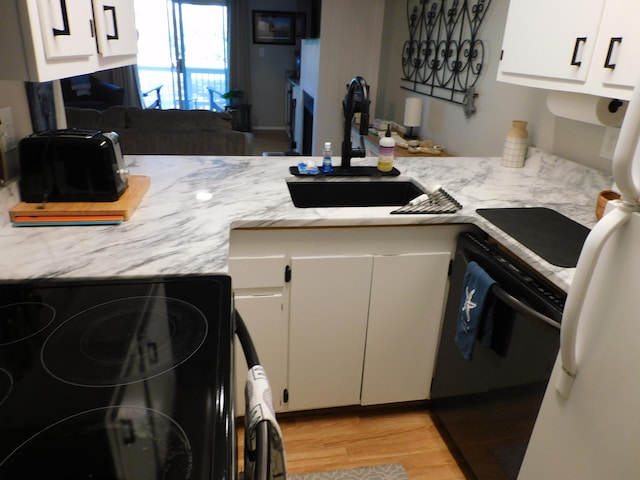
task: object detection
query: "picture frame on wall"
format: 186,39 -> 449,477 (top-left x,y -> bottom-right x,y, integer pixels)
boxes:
252,11 -> 296,45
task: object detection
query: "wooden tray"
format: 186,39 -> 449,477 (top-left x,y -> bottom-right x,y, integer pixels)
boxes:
9,175 -> 150,222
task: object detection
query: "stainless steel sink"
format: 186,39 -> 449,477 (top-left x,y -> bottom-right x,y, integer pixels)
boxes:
286,177 -> 426,208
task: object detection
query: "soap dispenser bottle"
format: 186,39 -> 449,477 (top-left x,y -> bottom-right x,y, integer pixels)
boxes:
378,124 -> 395,172
322,141 -> 333,172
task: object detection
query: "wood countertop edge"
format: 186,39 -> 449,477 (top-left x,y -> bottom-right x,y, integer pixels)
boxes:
9,176 -> 151,222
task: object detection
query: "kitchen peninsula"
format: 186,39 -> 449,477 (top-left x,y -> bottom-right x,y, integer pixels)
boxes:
0,149 -> 610,291
0,148 -> 613,415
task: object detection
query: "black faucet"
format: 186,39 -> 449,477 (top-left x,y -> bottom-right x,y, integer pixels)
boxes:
341,76 -> 370,169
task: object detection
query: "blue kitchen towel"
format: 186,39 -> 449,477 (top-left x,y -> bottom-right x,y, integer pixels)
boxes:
455,261 -> 497,360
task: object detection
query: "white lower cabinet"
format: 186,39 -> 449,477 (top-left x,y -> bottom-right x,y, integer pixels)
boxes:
361,252 -> 451,405
228,224 -> 466,413
228,255 -> 288,415
233,293 -> 287,415
287,255 -> 372,411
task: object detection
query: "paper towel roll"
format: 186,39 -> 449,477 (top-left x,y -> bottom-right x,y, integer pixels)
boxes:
546,91 -> 628,127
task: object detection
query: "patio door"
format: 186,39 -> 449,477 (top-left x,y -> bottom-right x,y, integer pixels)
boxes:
135,0 -> 228,110
168,0 -> 228,109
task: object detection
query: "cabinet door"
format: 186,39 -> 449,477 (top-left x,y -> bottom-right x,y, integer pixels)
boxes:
234,294 -> 288,415
588,0 -> 640,93
499,0 -> 605,83
92,0 -> 138,57
361,252 -> 451,405
36,0 -> 96,59
287,255 -> 372,411
229,255 -> 287,414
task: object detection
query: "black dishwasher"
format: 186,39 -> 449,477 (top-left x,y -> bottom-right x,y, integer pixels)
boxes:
431,231 -> 565,480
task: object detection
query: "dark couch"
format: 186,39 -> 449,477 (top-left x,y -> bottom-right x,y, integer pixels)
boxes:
64,106 -> 252,156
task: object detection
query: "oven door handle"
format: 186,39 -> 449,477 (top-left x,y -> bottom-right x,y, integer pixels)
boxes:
235,309 -> 260,368
491,284 -> 561,330
235,310 -> 271,480
460,248 -> 561,330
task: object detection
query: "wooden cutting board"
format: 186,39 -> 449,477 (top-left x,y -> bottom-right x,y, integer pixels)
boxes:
9,175 -> 151,222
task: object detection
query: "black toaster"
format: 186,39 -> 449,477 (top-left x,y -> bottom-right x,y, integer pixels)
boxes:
18,129 -> 129,203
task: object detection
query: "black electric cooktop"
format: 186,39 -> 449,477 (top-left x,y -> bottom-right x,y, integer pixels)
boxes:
0,275 -> 234,480
476,207 -> 591,268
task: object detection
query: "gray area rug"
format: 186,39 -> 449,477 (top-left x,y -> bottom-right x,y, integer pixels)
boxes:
289,464 -> 409,480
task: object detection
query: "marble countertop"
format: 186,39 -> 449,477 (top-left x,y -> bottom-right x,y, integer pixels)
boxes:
0,148 -> 612,291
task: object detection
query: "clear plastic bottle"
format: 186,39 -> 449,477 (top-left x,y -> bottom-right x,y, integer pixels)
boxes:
378,125 -> 395,172
322,141 -> 333,173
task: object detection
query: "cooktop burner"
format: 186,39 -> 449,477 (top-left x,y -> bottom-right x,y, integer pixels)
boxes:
0,406 -> 193,477
0,302 -> 55,345
0,276 -> 234,480
42,296 -> 208,387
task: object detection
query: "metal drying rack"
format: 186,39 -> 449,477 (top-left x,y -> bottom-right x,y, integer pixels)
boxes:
391,186 -> 462,214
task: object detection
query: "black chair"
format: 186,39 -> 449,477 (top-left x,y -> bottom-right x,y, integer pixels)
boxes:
207,87 -> 226,112
142,84 -> 163,109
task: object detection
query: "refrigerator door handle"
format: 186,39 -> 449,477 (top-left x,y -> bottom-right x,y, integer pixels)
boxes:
611,70 -> 640,203
556,206 -> 631,398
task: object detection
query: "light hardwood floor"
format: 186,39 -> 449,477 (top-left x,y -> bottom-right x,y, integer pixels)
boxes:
251,129 -> 291,155
237,405 -> 466,480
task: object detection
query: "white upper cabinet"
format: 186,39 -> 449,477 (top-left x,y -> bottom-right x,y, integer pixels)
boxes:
36,0 -> 96,60
92,0 -> 138,58
499,0 -> 605,84
497,0 -> 639,100
588,0 -> 640,97
0,0 -> 137,82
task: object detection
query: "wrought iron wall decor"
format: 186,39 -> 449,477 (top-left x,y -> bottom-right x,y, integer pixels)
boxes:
401,0 -> 491,113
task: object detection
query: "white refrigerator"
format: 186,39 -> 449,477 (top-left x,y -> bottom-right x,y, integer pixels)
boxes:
519,83 -> 640,478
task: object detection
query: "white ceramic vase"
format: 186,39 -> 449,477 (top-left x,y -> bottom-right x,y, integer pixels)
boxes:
502,120 -> 528,168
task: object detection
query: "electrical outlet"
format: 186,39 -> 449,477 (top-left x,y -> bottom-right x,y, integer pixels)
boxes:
600,126 -> 620,160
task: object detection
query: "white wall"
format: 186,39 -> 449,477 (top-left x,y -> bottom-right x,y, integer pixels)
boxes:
310,0 -> 385,155
0,82 -> 32,136
376,0 -> 612,172
0,80 -> 34,182
247,0 -> 300,130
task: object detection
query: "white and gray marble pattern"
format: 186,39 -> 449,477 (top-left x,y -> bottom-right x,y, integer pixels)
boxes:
0,148 -> 613,291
